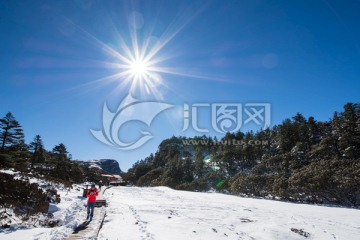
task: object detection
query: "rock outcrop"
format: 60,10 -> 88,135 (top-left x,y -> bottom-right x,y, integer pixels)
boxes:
79,159 -> 125,176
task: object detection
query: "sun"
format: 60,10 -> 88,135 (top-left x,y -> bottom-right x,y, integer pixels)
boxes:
120,53 -> 162,95
129,59 -> 149,77
73,8 -> 219,98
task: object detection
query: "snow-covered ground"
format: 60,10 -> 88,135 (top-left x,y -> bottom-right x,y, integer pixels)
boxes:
98,186 -> 360,240
0,176 -> 90,240
1,185 -> 360,240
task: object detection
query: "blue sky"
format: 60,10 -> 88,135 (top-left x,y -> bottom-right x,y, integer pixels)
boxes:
1,0 -> 359,171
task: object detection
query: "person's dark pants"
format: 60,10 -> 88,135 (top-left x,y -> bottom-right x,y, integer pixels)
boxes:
87,202 -> 96,219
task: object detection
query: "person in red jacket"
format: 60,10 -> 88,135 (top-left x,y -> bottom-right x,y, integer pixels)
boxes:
86,184 -> 98,221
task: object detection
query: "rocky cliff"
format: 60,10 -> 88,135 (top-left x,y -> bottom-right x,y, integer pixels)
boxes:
79,159 -> 125,176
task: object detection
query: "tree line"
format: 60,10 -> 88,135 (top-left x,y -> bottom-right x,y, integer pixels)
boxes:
124,103 -> 360,207
0,112 -> 84,183
0,112 -> 105,225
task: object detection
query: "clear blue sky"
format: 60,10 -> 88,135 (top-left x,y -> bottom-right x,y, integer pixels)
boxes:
1,0 -> 359,171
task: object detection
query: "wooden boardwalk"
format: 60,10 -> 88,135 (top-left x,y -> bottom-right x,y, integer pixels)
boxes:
67,187 -> 108,240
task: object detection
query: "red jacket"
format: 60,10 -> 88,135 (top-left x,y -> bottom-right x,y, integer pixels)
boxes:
86,187 -> 99,202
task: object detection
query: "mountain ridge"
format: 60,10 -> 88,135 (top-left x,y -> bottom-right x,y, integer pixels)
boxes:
78,159 -> 125,176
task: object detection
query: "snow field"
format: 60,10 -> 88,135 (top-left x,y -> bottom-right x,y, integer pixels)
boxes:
98,186 -> 360,240
1,183 -> 360,240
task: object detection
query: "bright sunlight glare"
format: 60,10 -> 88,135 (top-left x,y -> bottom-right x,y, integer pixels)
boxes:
129,59 -> 149,77
71,7 -> 223,100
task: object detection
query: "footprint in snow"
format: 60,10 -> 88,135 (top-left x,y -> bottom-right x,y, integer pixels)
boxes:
240,218 -> 255,223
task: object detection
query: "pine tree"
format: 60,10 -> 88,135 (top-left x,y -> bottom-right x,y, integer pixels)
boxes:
182,157 -> 195,182
0,112 -> 25,153
194,147 -> 204,178
52,143 -> 68,160
163,156 -> 182,186
339,103 -> 360,159
279,118 -> 298,153
29,135 -> 45,169
242,131 -> 256,170
307,116 -> 321,146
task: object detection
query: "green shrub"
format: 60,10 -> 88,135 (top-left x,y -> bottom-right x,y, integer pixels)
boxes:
0,173 -> 49,216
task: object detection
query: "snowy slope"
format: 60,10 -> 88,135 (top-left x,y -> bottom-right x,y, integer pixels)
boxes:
0,183 -> 90,240
98,187 -> 360,240
1,186 -> 359,239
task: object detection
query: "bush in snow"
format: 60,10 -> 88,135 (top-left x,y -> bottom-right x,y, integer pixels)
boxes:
0,172 -> 49,225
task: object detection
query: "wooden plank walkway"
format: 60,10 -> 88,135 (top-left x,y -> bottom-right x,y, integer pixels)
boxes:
66,187 -> 109,240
